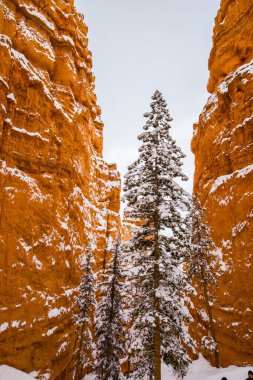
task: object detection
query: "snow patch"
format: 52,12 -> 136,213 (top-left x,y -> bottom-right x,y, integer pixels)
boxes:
0,76 -> 9,89
60,218 -> 69,230
4,118 -> 13,126
57,341 -> 68,356
20,5 -> 55,31
7,93 -> 17,104
218,59 -> 253,94
18,19 -> 55,62
0,322 -> 9,333
0,161 -> 49,203
11,320 -> 21,328
42,326 -> 57,337
48,307 -> 67,319
219,194 -> 233,206
213,247 -> 227,272
0,365 -> 35,379
210,164 -> 253,194
231,114 -> 253,135
59,34 -> 75,47
32,255 -> 43,270
12,126 -> 49,142
19,239 -> 32,253
232,221 -> 248,237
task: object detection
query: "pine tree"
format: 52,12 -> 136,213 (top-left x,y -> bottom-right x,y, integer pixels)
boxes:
95,237 -> 126,380
187,198 -> 220,368
74,245 -> 96,380
123,90 -> 191,380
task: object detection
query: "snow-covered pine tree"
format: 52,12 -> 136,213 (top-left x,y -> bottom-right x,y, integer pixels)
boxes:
123,90 -> 191,380
74,245 -> 96,380
187,198 -> 220,368
95,237 -> 126,380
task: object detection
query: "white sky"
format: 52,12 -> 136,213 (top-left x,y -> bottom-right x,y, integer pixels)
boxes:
75,0 -> 220,193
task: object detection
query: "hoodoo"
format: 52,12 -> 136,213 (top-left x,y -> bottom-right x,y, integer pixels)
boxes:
0,0 -> 120,378
191,0 -> 253,366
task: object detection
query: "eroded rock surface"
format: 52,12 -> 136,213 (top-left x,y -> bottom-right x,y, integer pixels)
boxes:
0,1 -> 120,378
191,0 -> 253,366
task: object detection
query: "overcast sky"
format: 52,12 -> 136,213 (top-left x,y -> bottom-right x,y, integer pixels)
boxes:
75,0 -> 220,193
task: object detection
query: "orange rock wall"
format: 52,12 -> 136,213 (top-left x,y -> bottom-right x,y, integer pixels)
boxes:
0,0 -> 120,379
191,0 -> 253,366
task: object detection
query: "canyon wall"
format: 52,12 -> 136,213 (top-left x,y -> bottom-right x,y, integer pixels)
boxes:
191,0 -> 253,366
0,0 -> 120,379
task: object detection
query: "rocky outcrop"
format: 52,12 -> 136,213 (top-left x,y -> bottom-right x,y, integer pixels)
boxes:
191,0 -> 253,366
0,0 -> 120,379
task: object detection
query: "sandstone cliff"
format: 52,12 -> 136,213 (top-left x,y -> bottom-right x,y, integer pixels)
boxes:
0,0 -> 120,379
191,0 -> 253,366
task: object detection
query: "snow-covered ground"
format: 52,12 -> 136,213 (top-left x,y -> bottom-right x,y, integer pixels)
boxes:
85,356 -> 252,380
0,365 -> 35,379
163,355 -> 252,380
1,357 -> 252,380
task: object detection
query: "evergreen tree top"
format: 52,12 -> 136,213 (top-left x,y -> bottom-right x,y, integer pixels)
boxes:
123,90 -> 190,220
143,89 -> 173,125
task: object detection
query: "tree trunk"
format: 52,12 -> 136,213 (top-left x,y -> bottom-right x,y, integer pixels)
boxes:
153,156 -> 161,380
126,355 -> 131,379
74,323 -> 85,380
201,266 -> 220,368
154,314 -> 161,380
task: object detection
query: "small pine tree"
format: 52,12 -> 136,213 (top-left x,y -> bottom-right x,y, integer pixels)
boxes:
74,245 -> 96,380
187,198 -> 220,368
123,90 -> 191,380
95,237 -> 126,380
